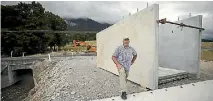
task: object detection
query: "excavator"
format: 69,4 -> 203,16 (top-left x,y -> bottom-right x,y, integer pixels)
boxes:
73,40 -> 96,53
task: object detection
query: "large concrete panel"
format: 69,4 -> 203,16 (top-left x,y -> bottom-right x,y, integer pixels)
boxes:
93,80 -> 213,101
97,4 -> 159,89
159,15 -> 202,78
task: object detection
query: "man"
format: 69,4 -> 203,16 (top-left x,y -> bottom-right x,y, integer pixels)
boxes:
112,36 -> 137,100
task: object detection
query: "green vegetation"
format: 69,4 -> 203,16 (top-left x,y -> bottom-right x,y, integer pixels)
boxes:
202,39 -> 213,42
201,42 -> 213,49
201,50 -> 213,61
85,41 -> 96,46
201,42 -> 213,61
61,45 -> 87,52
1,1 -> 68,56
69,33 -> 97,41
1,1 -> 99,57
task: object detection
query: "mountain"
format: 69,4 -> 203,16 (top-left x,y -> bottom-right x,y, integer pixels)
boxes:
64,18 -> 112,31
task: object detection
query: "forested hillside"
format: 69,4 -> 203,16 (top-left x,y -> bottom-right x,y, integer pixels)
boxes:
1,1 -> 68,56
64,18 -> 111,31
1,1 -> 113,57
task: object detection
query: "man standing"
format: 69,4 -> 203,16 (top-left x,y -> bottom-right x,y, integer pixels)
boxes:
112,36 -> 137,100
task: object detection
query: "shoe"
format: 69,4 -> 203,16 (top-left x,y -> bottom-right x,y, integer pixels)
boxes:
121,92 -> 127,100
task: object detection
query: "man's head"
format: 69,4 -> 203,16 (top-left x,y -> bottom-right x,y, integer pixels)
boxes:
123,36 -> 130,47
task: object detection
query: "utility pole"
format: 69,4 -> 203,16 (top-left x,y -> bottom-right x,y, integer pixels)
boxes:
147,2 -> 148,8
189,13 -> 191,17
178,16 -> 179,21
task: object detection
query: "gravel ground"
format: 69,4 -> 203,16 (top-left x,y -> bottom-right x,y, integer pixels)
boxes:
25,56 -> 144,101
3,56 -> 213,101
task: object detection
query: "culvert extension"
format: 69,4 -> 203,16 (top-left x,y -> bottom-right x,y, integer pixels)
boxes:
1,69 -> 35,101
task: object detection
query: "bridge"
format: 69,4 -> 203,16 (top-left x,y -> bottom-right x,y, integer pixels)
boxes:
1,30 -> 98,34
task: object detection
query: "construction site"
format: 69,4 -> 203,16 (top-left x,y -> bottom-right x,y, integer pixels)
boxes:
1,3 -> 213,101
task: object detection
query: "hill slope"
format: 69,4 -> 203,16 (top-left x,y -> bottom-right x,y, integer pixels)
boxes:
64,18 -> 112,31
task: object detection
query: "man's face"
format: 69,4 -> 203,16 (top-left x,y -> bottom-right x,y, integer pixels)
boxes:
123,39 -> 130,47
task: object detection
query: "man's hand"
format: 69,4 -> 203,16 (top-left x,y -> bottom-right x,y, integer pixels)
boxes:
116,63 -> 122,69
112,56 -> 122,69
131,55 -> 137,65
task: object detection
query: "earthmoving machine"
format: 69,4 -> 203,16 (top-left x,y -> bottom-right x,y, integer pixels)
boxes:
73,40 -> 96,52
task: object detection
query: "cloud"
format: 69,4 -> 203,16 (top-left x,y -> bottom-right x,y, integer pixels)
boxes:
1,1 -> 213,38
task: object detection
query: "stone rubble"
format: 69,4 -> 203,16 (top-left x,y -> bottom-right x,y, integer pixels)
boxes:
24,56 -> 144,101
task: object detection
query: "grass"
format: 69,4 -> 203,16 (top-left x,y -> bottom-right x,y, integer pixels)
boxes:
85,40 -> 96,46
201,42 -> 213,49
201,50 -> 213,61
201,42 -> 213,61
61,45 -> 87,52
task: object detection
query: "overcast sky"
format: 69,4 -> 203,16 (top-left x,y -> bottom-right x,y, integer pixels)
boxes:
1,1 -> 213,39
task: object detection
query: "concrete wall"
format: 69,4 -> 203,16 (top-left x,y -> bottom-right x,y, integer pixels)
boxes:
97,4 -> 159,89
159,15 -> 202,78
94,80 -> 213,101
1,65 -> 19,89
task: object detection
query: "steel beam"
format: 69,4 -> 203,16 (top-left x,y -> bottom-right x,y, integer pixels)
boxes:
157,18 -> 205,31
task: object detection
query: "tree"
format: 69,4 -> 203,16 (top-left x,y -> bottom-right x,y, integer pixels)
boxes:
1,1 -> 68,56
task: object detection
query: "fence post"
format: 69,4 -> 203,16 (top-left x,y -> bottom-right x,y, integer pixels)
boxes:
48,54 -> 51,61
71,52 -> 74,58
10,51 -> 13,57
22,52 -> 25,57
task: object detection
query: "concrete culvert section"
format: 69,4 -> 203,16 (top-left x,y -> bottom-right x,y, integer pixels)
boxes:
1,69 -> 35,101
97,3 -> 204,90
16,69 -> 34,83
1,58 -> 49,101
